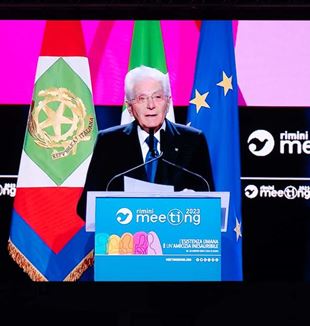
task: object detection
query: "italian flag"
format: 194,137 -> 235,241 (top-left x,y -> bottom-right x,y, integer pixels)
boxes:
8,21 -> 98,281
121,20 -> 175,124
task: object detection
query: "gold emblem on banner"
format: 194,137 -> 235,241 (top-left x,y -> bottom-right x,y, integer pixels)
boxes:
29,87 -> 94,159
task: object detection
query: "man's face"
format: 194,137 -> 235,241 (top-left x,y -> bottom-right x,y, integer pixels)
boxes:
127,78 -> 170,133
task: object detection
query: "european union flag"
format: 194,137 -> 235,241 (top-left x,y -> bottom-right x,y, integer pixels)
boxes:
187,21 -> 242,280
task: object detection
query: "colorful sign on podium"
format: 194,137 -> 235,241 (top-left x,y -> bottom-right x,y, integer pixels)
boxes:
92,192 -> 222,281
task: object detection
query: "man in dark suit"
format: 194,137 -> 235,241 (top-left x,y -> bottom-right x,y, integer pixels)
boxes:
77,65 -> 214,220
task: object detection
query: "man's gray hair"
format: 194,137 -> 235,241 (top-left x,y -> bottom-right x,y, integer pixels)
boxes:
125,65 -> 171,101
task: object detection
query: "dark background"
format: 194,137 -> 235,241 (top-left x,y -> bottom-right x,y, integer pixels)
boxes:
2,0 -> 310,20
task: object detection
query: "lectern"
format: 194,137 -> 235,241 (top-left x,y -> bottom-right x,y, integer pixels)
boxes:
86,191 -> 229,281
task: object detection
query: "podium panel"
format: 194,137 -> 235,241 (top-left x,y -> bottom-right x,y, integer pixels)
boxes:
92,192 -> 222,281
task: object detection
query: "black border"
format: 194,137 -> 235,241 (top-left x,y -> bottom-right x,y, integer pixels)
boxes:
1,2 -> 310,20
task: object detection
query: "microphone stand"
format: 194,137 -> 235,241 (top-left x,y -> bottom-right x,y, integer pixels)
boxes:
105,152 -> 163,191
161,157 -> 210,192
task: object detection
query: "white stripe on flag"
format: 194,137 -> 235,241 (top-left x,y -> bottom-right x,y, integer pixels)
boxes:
62,155 -> 92,186
64,57 -> 93,93
166,72 -> 175,122
35,57 -> 59,82
17,151 -> 92,187
121,108 -> 134,125
17,151 -> 56,187
35,57 -> 93,92
166,99 -> 175,122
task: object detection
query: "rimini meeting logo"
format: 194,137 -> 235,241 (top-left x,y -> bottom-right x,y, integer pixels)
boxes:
247,129 -> 275,156
116,208 -> 133,225
244,184 -> 310,200
244,185 -> 259,198
115,207 -> 201,226
248,129 -> 310,156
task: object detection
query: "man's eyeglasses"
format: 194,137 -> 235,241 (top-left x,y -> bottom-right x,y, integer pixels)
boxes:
132,93 -> 168,105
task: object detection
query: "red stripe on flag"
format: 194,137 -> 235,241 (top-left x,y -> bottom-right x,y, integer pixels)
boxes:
40,21 -> 86,56
14,187 -> 85,254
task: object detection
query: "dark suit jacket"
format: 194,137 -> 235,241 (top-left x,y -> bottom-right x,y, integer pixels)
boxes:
77,119 -> 214,220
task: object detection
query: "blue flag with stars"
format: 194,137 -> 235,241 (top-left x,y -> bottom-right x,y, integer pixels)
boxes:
187,20 -> 242,280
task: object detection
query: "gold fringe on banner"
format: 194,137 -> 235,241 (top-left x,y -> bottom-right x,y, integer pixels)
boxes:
7,239 -> 47,281
64,250 -> 94,282
8,240 -> 94,282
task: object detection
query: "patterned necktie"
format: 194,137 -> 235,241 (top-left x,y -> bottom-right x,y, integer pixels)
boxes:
145,136 -> 159,183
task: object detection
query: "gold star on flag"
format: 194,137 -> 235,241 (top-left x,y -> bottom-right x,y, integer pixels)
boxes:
217,71 -> 233,96
189,89 -> 210,113
234,217 -> 242,241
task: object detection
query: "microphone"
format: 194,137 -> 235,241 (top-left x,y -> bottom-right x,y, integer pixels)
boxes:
160,129 -> 211,192
106,150 -> 163,191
